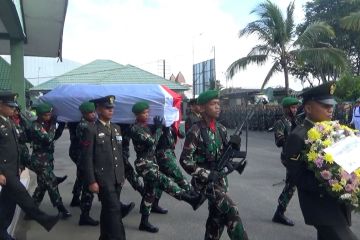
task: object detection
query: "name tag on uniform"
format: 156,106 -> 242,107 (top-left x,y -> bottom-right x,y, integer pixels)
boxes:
98,133 -> 105,138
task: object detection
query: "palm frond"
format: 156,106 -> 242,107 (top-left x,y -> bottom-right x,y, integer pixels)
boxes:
261,61 -> 281,89
295,21 -> 335,47
285,1 -> 295,41
239,21 -> 274,45
295,47 -> 348,71
341,11 -> 360,31
247,44 -> 272,56
226,55 -> 268,79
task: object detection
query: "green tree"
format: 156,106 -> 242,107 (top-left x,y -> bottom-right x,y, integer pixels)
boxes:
335,73 -> 360,101
298,0 -> 360,75
227,0 -> 347,95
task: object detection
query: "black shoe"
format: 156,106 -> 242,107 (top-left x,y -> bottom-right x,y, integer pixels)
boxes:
57,204 -> 72,219
121,202 -> 135,219
79,213 -> 99,226
151,198 -> 168,214
56,175 -> 67,185
70,196 -> 80,207
42,214 -> 61,232
139,215 -> 159,233
181,191 -> 206,210
272,210 -> 294,226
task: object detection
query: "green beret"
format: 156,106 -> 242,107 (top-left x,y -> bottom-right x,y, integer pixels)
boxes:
36,103 -> 53,115
132,101 -> 149,114
197,90 -> 219,105
281,97 -> 299,107
79,101 -> 95,113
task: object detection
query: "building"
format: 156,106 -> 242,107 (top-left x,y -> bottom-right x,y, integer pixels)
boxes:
30,59 -> 189,94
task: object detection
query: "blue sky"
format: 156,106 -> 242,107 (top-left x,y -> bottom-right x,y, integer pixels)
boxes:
59,0 -> 309,92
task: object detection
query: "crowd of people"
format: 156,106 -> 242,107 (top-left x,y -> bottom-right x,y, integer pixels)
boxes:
219,101 -> 358,131
0,84 -> 359,240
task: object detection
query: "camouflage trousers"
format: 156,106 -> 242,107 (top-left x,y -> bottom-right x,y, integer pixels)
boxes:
277,171 -> 296,212
31,153 -> 62,207
154,149 -> 191,200
193,178 -> 248,240
125,165 -> 144,194
19,144 -> 31,170
69,150 -> 94,213
134,156 -> 184,215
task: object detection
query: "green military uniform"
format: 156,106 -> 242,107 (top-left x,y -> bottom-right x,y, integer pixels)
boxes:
272,97 -> 299,226
30,103 -> 70,218
11,109 -> 31,171
76,117 -> 97,220
284,83 -> 358,240
0,93 -> 59,239
180,90 -> 248,240
131,122 -> 185,213
131,101 -> 201,233
118,123 -> 144,194
156,125 -> 191,191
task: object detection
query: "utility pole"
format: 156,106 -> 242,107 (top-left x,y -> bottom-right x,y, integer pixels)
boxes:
163,59 -> 165,78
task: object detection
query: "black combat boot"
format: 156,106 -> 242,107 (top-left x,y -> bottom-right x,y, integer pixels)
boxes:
272,206 -> 294,226
139,214 -> 159,233
121,201 -> 135,219
70,195 -> 80,207
151,198 -> 168,214
79,212 -> 99,226
56,175 -> 67,185
180,191 -> 206,210
57,204 -> 72,219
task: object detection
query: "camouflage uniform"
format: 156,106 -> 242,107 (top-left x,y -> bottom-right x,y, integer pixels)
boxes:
30,120 -> 63,207
180,120 -> 248,240
67,122 -> 83,202
12,114 -> 31,171
130,122 -> 185,215
273,115 -> 297,214
118,123 -> 144,194
76,118 -> 95,213
185,111 -> 201,133
156,126 -> 191,193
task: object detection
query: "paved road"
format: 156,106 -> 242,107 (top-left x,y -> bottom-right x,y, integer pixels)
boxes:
15,130 -> 360,240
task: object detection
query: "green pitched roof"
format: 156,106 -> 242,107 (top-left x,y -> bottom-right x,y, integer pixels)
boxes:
0,57 -> 33,90
31,59 -> 188,91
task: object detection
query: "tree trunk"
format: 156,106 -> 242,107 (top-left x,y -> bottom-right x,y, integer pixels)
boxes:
283,64 -> 290,96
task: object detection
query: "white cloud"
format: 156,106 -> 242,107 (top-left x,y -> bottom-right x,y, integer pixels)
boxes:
61,0 -> 309,91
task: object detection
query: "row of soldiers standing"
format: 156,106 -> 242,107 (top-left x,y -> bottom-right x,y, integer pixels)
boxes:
219,101 -> 355,131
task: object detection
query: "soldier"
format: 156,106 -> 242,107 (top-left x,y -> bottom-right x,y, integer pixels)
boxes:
272,97 -> 299,226
180,90 -> 249,240
11,106 -> 68,188
0,92 -> 59,240
185,98 -> 202,133
130,101 -> 203,233
284,82 -> 358,240
73,101 -> 99,226
30,103 -> 71,218
68,121 -> 82,207
81,95 -> 126,240
153,122 -> 192,214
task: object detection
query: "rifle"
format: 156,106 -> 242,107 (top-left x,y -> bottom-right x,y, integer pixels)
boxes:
213,97 -> 268,176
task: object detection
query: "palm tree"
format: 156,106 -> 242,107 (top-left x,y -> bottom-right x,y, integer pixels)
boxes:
227,0 -> 347,95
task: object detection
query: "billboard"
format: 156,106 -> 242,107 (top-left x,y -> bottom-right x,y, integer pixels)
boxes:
193,58 -> 215,96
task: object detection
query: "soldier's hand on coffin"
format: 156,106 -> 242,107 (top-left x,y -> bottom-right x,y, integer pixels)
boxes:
153,116 -> 164,129
208,170 -> 222,182
0,174 -> 6,186
89,182 -> 100,193
229,135 -> 241,150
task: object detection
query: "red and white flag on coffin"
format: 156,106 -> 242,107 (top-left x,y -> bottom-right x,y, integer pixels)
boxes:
40,84 -> 182,127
